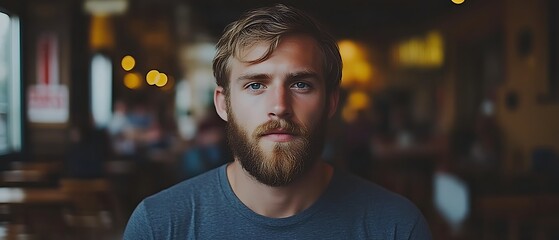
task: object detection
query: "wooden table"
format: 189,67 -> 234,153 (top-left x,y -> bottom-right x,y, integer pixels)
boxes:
0,187 -> 70,238
0,187 -> 68,204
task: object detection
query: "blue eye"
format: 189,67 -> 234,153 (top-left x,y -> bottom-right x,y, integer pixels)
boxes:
293,82 -> 309,89
248,83 -> 263,90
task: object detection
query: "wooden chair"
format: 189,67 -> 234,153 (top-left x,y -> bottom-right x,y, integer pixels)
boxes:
59,178 -> 123,239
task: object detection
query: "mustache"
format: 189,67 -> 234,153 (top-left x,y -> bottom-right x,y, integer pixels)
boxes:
253,119 -> 306,138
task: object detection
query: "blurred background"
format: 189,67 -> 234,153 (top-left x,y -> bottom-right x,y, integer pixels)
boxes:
0,0 -> 558,239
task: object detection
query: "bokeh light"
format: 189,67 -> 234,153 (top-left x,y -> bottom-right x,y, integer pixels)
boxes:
121,55 -> 135,71
338,39 -> 374,89
155,73 -> 168,87
452,0 -> 465,5
342,91 -> 371,123
146,70 -> 160,85
393,31 -> 444,68
123,72 -> 142,89
338,40 -> 364,61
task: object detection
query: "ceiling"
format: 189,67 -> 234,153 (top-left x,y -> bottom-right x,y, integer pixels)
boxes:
128,0 -> 463,41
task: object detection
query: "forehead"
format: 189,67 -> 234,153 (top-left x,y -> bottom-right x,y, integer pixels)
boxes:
230,34 -> 323,75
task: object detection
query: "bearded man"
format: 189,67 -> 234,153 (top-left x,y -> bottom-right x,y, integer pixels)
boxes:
124,4 -> 431,239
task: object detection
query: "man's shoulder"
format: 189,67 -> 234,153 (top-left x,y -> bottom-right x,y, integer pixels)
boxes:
124,165 -> 229,239
331,172 -> 431,237
335,172 -> 423,219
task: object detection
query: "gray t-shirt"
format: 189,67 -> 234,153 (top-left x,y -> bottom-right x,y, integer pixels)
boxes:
123,164 -> 432,239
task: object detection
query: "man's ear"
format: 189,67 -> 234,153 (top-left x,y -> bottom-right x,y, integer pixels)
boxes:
327,89 -> 339,118
214,86 -> 228,121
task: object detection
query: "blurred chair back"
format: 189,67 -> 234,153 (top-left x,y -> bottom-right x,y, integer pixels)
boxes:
59,178 -> 122,238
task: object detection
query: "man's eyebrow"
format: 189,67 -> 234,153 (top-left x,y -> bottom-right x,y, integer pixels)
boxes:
287,71 -> 320,81
235,73 -> 271,82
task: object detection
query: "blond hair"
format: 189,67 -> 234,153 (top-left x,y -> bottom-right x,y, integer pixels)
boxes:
212,4 -> 342,95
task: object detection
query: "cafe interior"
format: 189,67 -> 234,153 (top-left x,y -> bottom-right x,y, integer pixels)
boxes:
0,0 -> 559,239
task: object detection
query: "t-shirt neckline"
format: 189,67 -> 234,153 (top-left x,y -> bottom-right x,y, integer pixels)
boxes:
217,163 -> 338,228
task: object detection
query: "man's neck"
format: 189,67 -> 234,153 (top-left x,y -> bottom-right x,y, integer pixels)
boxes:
226,160 -> 333,218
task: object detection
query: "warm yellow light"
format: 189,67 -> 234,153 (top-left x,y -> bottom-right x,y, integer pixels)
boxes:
338,39 -> 375,89
155,73 -> 168,87
353,62 -> 373,84
121,55 -> 136,71
124,72 -> 142,89
90,15 -> 115,50
338,40 -> 363,63
146,70 -> 159,85
341,91 -> 371,123
426,31 -> 444,66
347,91 -> 370,111
452,0 -> 465,4
394,30 -> 444,68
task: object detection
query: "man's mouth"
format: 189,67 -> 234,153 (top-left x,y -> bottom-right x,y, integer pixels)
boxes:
260,129 -> 296,142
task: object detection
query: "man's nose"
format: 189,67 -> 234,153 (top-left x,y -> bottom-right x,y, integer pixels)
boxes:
268,86 -> 292,119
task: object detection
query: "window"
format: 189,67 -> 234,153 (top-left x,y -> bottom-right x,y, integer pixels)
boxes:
90,53 -> 112,128
0,11 -> 21,155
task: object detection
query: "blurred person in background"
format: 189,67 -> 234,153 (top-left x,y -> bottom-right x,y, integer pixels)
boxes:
65,114 -> 110,179
179,112 -> 232,179
108,99 -> 136,159
111,98 -> 166,163
124,4 -> 431,239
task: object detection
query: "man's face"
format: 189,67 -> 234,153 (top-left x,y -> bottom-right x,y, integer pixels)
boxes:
216,34 -> 337,186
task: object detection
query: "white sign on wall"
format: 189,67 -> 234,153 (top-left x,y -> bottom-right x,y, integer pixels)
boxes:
28,85 -> 68,123
27,33 -> 69,123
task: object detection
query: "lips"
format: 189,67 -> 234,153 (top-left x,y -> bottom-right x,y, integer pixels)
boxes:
260,129 -> 296,142
260,128 -> 295,136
